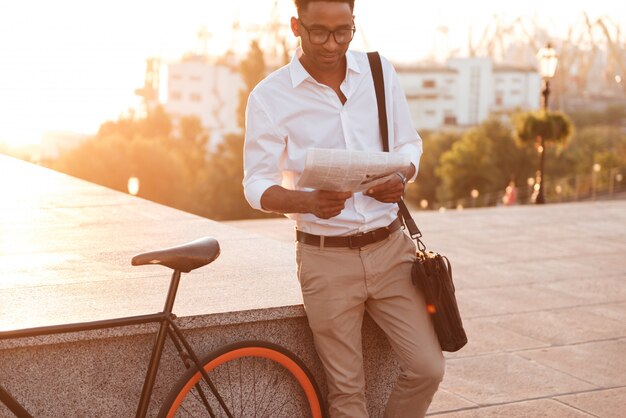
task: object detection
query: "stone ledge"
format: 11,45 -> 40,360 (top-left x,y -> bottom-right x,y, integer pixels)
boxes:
0,155 -> 397,417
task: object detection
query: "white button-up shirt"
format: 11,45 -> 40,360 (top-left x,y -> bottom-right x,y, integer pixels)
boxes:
243,48 -> 422,236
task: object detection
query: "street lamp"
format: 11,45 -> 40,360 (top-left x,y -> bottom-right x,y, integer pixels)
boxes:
470,189 -> 479,207
127,176 -> 140,196
535,43 -> 559,204
592,163 -> 601,200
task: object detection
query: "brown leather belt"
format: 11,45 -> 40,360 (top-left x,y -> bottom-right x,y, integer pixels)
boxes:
296,218 -> 403,249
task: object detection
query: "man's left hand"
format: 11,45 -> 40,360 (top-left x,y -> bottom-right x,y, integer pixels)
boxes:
364,163 -> 415,203
364,172 -> 406,203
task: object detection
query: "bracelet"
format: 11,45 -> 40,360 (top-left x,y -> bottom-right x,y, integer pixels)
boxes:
395,172 -> 407,187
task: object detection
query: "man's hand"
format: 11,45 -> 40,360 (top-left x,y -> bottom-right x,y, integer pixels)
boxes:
364,163 -> 415,203
308,190 -> 353,219
260,186 -> 351,218
364,174 -> 405,203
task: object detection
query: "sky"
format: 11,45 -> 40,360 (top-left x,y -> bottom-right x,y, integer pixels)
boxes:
0,0 -> 624,146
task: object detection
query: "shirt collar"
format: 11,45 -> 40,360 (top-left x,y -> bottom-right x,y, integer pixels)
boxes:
289,48 -> 361,88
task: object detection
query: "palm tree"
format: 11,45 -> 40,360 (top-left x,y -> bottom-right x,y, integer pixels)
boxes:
513,110 -> 574,203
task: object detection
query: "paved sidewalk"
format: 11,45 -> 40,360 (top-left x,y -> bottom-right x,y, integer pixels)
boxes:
227,200 -> 626,417
1,154 -> 624,417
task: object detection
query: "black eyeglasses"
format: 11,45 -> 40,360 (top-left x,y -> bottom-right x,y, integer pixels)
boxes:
298,20 -> 356,45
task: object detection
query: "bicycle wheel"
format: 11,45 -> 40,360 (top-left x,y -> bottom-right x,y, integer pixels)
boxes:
158,340 -> 325,418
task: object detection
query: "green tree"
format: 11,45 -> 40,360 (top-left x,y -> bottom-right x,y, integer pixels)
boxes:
200,134 -> 258,219
53,134 -> 189,208
175,115 -> 210,195
434,117 -> 538,207
237,40 -> 266,131
178,115 -> 208,149
97,105 -> 172,141
562,126 -> 626,174
513,110 -> 574,203
197,39 -> 277,221
53,134 -> 132,191
405,130 -> 459,209
486,117 -> 537,188
436,126 -> 500,205
568,104 -> 626,129
127,136 -> 188,207
52,107 -> 193,211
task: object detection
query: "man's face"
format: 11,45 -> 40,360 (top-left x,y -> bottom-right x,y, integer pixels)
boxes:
292,1 -> 354,74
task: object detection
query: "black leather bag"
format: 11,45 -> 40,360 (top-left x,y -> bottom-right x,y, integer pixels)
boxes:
367,51 -> 468,352
411,249 -> 467,351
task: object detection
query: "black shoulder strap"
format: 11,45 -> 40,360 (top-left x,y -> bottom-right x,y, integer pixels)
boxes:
367,52 -> 389,152
367,51 -> 423,243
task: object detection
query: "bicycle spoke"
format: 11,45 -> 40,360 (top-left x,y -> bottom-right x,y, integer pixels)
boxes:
193,380 -> 216,417
160,343 -> 323,418
255,361 -> 276,417
225,356 -> 235,414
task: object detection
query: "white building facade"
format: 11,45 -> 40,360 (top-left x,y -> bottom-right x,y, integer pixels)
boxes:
164,56 -> 243,139
397,66 -> 459,131
491,64 -> 542,114
396,57 -> 541,131
162,55 -> 541,137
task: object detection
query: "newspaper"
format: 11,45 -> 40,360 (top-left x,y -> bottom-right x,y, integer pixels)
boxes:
296,148 -> 410,193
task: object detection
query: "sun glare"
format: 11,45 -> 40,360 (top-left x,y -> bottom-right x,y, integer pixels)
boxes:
0,0 -> 623,149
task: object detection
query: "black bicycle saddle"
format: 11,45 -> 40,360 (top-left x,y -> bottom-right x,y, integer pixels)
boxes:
131,237 -> 220,273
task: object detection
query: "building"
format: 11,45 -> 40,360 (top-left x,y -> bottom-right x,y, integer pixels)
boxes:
491,63 -> 542,115
397,57 -> 541,131
397,65 -> 459,131
161,54 -> 541,137
164,55 -> 243,141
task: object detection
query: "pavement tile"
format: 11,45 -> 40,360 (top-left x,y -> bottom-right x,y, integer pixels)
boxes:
556,387 -> 626,418
537,276 -> 626,305
452,253 -> 626,289
584,301 -> 626,322
441,354 -> 595,405
568,235 -> 626,252
457,284 -> 588,318
519,339 -> 626,387
428,389 -> 477,414
444,318 -> 547,359
466,238 -> 578,263
429,399 -> 594,417
485,305 -> 626,345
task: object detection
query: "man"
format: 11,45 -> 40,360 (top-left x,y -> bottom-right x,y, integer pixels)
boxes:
243,1 -> 444,416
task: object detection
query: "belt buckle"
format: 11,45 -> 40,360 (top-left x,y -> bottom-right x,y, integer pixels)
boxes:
348,232 -> 367,249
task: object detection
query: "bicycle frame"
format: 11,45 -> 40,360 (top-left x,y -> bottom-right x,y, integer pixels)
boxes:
0,269 -> 231,418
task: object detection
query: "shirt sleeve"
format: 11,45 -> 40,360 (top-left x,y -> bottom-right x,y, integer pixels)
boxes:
386,58 -> 423,182
242,92 -> 286,212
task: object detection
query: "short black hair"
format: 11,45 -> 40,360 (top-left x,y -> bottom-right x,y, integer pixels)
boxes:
294,0 -> 355,16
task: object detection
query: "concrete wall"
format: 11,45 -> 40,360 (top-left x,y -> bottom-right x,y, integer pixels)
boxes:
0,313 -> 397,417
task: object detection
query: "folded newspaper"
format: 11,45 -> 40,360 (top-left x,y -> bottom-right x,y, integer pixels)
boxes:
296,148 -> 410,193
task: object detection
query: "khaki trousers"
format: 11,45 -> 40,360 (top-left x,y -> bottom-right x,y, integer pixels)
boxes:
296,229 -> 444,418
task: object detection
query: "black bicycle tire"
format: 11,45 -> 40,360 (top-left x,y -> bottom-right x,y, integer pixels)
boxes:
157,340 -> 326,418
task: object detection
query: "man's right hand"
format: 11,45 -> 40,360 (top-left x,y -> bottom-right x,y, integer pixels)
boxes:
307,190 -> 352,219
260,186 -> 351,218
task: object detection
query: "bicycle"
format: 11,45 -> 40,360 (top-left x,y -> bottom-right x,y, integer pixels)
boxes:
0,236 -> 326,418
